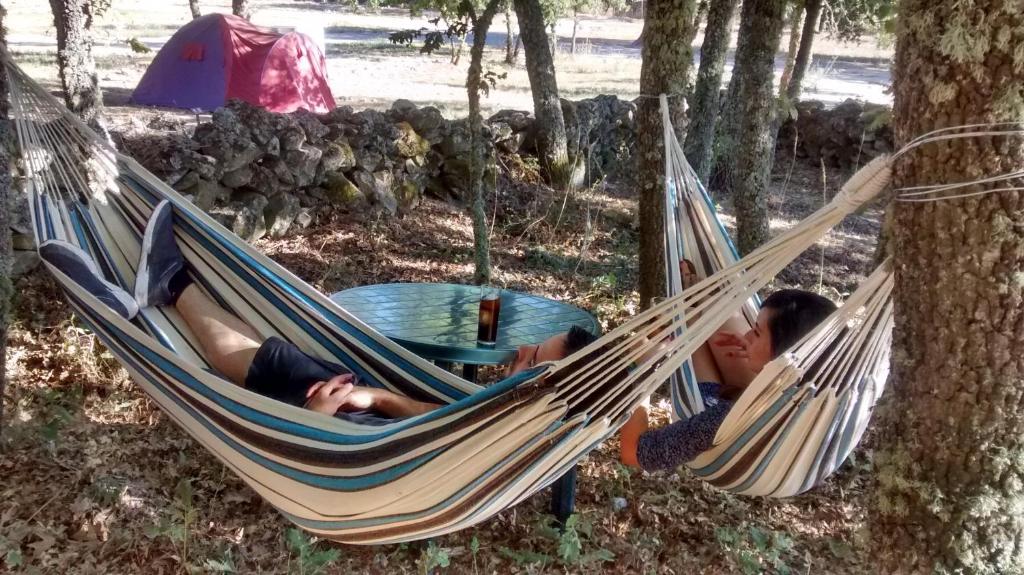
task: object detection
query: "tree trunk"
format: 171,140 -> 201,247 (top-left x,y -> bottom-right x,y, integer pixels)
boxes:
571,12 -> 578,55
513,34 -> 522,61
467,0 -> 503,285
636,0 -> 697,308
682,0 -> 740,185
48,0 -> 107,137
784,0 -> 820,100
189,0 -> 201,19
0,5 -> 12,433
683,0 -> 708,48
505,2 -> 516,64
231,0 -> 251,20
723,0 -> 786,254
868,2 -> 1024,572
777,0 -> 803,98
513,0 -> 571,188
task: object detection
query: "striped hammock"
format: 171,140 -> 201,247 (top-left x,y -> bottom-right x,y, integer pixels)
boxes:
6,51 -> 894,543
658,96 -> 893,496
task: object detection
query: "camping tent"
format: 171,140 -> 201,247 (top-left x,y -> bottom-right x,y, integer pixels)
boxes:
131,14 -> 335,114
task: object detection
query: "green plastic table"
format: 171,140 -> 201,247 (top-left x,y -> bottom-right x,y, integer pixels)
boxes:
329,282 -> 600,526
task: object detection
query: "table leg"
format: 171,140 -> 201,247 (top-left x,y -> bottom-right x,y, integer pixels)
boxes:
550,466 -> 578,529
435,360 -> 453,373
462,363 -> 479,382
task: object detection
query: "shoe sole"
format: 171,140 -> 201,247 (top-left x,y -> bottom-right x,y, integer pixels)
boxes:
40,239 -> 139,320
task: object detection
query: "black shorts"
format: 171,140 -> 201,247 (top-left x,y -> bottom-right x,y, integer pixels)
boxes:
244,336 -> 351,408
243,337 -> 395,426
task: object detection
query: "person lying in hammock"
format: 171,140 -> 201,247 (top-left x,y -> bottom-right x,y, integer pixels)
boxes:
39,200 -> 596,420
618,261 -> 837,471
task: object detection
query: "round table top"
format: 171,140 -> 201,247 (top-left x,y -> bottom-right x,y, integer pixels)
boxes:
329,283 -> 600,365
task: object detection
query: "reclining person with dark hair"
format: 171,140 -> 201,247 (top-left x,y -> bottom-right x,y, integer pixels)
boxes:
39,200 -> 598,420
618,261 -> 837,470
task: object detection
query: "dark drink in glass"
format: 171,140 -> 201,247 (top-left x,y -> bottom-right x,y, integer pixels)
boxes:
477,288 -> 501,345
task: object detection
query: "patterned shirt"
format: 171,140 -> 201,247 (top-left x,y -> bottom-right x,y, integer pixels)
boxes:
636,382 -> 734,471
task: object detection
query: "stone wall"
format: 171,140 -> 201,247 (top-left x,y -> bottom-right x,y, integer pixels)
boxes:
777,99 -> 893,169
121,96 -> 639,242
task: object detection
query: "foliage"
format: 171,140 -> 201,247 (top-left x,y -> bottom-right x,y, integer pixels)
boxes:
126,37 -> 150,53
417,540 -> 451,573
499,514 -> 616,568
822,0 -> 896,43
715,524 -> 801,574
145,478 -> 199,570
285,528 -> 341,575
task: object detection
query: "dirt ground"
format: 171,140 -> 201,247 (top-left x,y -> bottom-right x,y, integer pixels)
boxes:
0,1 -> 890,573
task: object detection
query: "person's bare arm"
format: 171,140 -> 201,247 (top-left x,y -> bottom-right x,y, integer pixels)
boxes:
368,388 -> 442,418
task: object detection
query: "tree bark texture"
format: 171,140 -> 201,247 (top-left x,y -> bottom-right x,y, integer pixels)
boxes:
189,0 -> 201,19
232,0 -> 251,20
513,0 -> 570,187
682,0 -> 740,185
637,0 -> 697,308
784,0 -> 820,100
505,2 -> 516,64
0,5 -> 12,432
777,0 -> 803,98
48,0 -> 106,135
723,0 -> 785,254
869,1 -> 1024,572
467,0 -> 503,285
682,0 -> 708,54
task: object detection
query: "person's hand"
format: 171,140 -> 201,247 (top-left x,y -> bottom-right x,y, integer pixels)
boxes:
304,374 -> 375,415
710,331 -> 749,360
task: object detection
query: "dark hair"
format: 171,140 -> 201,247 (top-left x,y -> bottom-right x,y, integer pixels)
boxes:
761,289 -> 838,357
564,325 -> 600,356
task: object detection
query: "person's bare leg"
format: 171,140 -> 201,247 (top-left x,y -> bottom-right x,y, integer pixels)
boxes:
174,284 -> 262,386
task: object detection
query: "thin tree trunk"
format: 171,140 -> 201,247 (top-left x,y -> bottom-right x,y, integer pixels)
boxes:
777,0 -> 803,98
869,1 -> 1024,572
0,4 -> 12,433
571,13 -> 578,54
784,0 -> 820,100
684,0 -> 708,48
682,0 -> 740,185
637,0 -> 697,308
231,0 -> 251,20
724,0 -> 786,254
48,0 -> 107,139
513,34 -> 522,61
467,0 -> 503,285
514,0 -> 571,187
189,0 -> 201,19
505,2 -> 516,64
548,22 -> 557,55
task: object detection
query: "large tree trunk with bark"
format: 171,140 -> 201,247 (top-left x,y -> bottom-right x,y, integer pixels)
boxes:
189,0 -> 201,19
232,0 -> 251,20
868,2 -> 1024,572
777,0 -> 803,97
636,0 -> 697,307
723,0 -> 785,254
0,5 -> 12,432
513,0 -> 571,188
784,0 -> 820,100
467,0 -> 503,285
682,0 -> 740,185
48,0 -> 106,136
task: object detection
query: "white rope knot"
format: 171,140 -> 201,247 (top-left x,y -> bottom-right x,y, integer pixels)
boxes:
833,155 -> 892,212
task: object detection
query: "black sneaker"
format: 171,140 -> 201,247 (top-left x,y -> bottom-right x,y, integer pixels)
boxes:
135,200 -> 186,308
39,240 -> 139,320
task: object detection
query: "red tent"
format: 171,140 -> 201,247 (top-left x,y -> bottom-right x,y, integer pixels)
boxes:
131,14 -> 335,114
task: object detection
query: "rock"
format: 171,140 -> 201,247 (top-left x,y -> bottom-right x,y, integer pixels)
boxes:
393,122 -> 431,158
294,208 -> 314,229
222,142 -> 261,173
225,99 -> 276,145
11,250 -> 39,278
191,153 -> 218,180
264,192 -> 302,237
279,125 -> 307,151
354,147 -> 384,172
245,164 -> 280,197
322,171 -> 365,206
395,174 -> 423,214
263,156 -> 296,187
488,109 -> 534,132
211,193 -> 267,242
353,170 -> 397,215
292,109 -> 329,143
222,165 -> 254,189
611,497 -> 628,512
407,106 -> 447,144
319,140 -> 356,172
264,135 -> 280,157
497,132 -> 525,154
193,178 -> 230,210
390,99 -> 418,121
11,232 -> 35,251
489,121 -> 513,143
172,171 -> 200,192
283,144 -> 323,188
